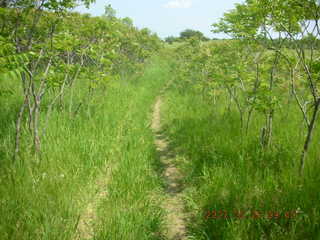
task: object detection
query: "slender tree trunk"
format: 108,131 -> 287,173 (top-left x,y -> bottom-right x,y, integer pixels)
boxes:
245,107 -> 254,136
14,97 -> 27,161
14,72 -> 30,161
299,99 -> 320,175
265,108 -> 274,146
33,96 -> 41,153
245,63 -> 260,136
226,87 -> 244,130
263,53 -> 280,148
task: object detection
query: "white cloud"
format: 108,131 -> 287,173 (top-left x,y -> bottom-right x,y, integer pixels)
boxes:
164,0 -> 193,9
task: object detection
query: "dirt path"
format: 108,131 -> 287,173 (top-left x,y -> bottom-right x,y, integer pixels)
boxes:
152,96 -> 188,240
73,166 -> 114,240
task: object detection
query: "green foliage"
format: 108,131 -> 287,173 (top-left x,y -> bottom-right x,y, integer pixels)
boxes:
0,55 -> 169,240
165,36 -> 179,44
180,29 -> 210,41
165,29 -> 209,44
0,37 -> 35,96
0,5 -> 162,98
162,85 -> 320,239
0,2 -> 164,238
164,1 -> 320,239
104,4 -> 116,18
0,38 -> 25,80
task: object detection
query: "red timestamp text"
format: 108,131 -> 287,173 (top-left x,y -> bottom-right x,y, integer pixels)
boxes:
204,210 -> 298,220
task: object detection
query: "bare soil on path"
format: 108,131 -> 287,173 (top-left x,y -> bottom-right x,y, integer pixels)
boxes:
152,96 -> 188,240
73,93 -> 188,240
73,166 -> 115,240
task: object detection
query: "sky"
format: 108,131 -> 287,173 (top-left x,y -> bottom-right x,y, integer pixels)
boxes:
75,0 -> 244,39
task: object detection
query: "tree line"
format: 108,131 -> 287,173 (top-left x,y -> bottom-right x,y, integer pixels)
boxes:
0,1 -> 162,161
170,0 -> 320,176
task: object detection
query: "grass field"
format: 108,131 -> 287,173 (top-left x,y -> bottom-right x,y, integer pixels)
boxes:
0,55 -> 171,240
161,82 -> 320,239
1,46 -> 320,239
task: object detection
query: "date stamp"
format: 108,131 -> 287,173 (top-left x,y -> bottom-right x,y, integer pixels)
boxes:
204,209 -> 298,220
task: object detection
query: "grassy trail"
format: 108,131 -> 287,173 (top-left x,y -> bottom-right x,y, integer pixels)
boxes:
0,55 -> 172,240
151,95 -> 188,240
74,164 -> 115,239
72,56 -> 193,240
4,50 -> 319,239
73,56 -> 173,240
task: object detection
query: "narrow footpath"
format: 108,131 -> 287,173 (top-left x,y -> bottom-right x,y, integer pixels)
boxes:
74,166 -> 114,240
152,96 -> 188,240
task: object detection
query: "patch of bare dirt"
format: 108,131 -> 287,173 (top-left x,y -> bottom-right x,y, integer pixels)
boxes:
152,97 -> 188,240
73,166 -> 114,240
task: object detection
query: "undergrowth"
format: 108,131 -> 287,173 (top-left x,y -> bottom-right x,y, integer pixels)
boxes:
0,55 -> 169,240
162,84 -> 320,239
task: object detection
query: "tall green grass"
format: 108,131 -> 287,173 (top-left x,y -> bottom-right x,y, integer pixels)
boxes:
94,56 -> 171,240
162,85 -> 320,239
0,55 -> 169,239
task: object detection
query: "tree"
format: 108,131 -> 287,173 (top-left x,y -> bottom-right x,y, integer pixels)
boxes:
165,36 -> 179,44
1,2 -> 162,160
122,17 -> 133,26
104,4 -> 116,18
213,0 -> 320,175
179,29 -> 209,41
